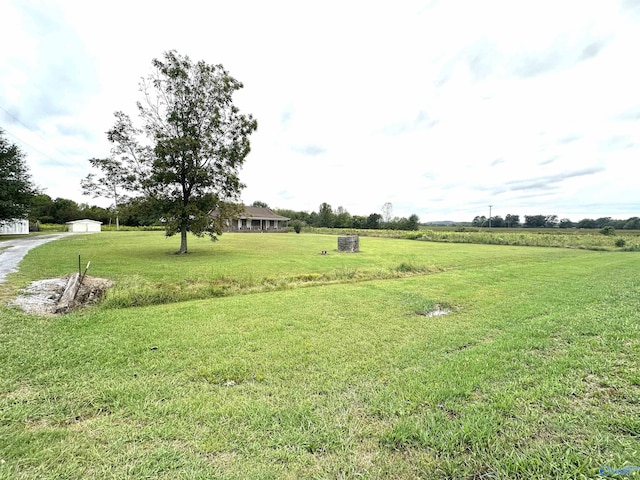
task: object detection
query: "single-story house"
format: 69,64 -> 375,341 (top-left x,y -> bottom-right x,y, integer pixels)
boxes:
0,218 -> 29,235
66,219 -> 102,233
217,206 -> 290,232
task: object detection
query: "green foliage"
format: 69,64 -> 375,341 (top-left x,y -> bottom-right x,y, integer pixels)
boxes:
615,237 -> 626,247
472,215 -> 486,227
0,128 -> 36,222
505,213 -> 520,227
559,218 -> 574,228
290,219 -> 303,233
524,214 -> 558,228
80,157 -> 133,229
366,212 -> 382,229
96,50 -> 257,254
28,194 -> 114,225
316,202 -> 335,227
489,214 -> 504,227
382,214 -> 421,231
600,225 -> 616,236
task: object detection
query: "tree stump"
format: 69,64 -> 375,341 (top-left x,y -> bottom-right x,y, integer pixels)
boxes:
338,235 -> 359,253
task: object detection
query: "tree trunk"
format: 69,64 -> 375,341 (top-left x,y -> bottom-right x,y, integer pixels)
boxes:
179,225 -> 188,254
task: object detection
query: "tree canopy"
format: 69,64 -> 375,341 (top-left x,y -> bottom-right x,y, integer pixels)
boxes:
0,128 -> 36,223
86,50 -> 257,253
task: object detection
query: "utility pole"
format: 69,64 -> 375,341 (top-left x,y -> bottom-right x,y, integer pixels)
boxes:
489,205 -> 493,228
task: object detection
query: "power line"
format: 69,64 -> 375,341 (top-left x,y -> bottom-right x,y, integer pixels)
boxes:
0,124 -> 64,166
0,102 -> 85,167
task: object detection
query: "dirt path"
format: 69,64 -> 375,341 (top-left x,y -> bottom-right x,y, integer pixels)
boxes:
0,234 -> 72,284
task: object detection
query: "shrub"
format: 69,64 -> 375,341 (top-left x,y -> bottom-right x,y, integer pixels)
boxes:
290,220 -> 303,234
615,238 -> 626,247
600,226 -> 615,236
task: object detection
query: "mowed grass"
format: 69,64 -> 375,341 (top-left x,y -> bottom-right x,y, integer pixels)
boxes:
1,232 -> 639,478
2,232 -> 532,307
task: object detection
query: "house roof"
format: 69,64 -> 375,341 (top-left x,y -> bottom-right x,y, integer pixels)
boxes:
210,206 -> 290,221
239,206 -> 290,221
66,219 -> 103,224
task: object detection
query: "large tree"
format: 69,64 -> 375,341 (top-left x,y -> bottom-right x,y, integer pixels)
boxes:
0,128 -> 36,223
89,51 -> 257,253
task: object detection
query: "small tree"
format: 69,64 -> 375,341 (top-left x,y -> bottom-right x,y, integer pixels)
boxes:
524,215 -> 547,228
505,214 -> 520,228
472,215 -> 487,227
0,128 -> 36,223
81,157 -> 131,230
406,214 -> 420,231
366,213 -> 382,229
290,219 -> 303,233
559,218 -> 574,229
490,215 -> 504,228
316,202 -> 335,227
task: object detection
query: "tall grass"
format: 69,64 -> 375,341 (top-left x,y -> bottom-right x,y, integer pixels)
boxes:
309,226 -> 640,250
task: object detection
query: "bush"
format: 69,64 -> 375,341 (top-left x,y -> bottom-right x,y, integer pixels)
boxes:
615,238 -> 626,247
290,220 -> 304,234
600,226 -> 615,236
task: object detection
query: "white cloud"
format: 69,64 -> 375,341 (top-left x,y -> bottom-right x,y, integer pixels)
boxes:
1,0 -> 639,221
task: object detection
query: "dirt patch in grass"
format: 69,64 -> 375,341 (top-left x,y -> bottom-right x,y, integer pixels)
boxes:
414,303 -> 453,318
10,274 -> 114,316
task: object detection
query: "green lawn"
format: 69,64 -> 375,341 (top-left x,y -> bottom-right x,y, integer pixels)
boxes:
1,232 -> 639,478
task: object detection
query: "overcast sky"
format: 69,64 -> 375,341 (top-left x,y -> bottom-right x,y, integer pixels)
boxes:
2,0 -> 639,222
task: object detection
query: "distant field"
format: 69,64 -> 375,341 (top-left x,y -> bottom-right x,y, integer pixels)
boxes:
1,231 -> 639,478
310,226 -> 640,250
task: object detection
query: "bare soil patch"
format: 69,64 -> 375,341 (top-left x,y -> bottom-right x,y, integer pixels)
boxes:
10,274 -> 114,316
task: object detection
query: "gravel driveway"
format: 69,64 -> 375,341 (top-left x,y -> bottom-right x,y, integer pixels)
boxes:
0,234 -> 72,284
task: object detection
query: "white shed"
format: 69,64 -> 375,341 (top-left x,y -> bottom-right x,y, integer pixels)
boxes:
0,219 -> 29,235
66,219 -> 102,233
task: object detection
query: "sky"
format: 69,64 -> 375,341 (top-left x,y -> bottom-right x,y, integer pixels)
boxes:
1,0 -> 639,223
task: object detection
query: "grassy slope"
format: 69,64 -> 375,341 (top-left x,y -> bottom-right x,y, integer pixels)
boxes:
1,232 -> 639,478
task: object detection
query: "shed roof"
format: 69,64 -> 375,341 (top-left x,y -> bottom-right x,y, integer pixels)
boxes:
65,219 -> 103,225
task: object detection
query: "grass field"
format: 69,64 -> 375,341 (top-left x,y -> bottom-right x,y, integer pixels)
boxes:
1,232 -> 639,478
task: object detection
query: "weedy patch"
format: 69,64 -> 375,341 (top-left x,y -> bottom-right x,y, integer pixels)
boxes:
103,265 -> 447,308
409,295 -> 455,317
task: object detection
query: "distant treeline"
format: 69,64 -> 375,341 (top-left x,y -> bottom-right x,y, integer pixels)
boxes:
471,214 -> 640,229
27,196 -> 421,230
272,202 -> 420,231
27,194 -> 161,227
26,194 -> 638,231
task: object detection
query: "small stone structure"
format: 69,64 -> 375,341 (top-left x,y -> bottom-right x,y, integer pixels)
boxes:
338,235 -> 359,253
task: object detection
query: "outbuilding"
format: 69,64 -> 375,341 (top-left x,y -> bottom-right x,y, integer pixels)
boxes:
0,219 -> 29,235
66,219 -> 102,233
